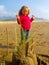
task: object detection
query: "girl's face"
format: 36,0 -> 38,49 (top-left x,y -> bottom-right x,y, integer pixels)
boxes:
22,8 -> 29,16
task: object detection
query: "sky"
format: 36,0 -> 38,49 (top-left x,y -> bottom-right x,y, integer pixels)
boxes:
0,0 -> 49,19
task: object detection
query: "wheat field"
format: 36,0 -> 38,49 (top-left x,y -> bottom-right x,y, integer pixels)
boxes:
17,20 -> 49,56
16,20 -> 49,64
0,20 -> 49,65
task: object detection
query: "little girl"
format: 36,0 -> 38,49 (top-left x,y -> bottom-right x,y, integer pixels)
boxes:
16,6 -> 34,44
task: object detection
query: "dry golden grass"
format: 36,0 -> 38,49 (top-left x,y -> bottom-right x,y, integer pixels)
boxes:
16,20 -> 49,56
16,20 -> 49,64
0,20 -> 49,64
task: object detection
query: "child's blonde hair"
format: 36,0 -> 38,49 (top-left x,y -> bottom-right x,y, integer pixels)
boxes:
19,6 -> 30,15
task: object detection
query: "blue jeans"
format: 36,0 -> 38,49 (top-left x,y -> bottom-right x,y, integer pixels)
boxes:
21,29 -> 29,44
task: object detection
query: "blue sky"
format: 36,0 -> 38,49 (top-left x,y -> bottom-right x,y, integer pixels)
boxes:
0,0 -> 49,19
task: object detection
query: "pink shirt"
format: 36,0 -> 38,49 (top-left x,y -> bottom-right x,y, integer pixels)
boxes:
18,15 -> 34,30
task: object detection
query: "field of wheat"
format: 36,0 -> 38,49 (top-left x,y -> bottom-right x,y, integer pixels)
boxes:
16,20 -> 49,65
0,20 -> 49,65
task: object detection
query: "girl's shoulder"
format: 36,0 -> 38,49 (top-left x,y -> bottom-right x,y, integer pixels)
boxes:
19,15 -> 30,20
19,15 -> 24,18
19,15 -> 26,19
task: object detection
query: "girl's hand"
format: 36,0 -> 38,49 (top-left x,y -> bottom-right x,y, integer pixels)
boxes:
30,15 -> 35,22
16,15 -> 20,24
31,15 -> 35,20
16,15 -> 20,20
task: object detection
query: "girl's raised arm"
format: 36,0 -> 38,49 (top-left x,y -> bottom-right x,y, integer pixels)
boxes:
16,15 -> 20,24
30,15 -> 35,22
